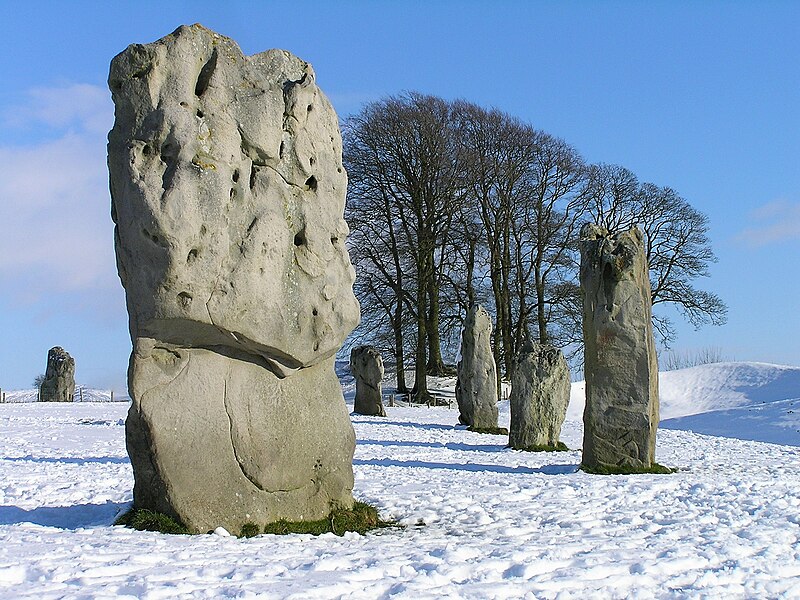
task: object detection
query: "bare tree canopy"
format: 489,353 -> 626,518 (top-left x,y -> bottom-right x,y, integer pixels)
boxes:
344,95 -> 726,396
344,92 -> 466,401
584,164 -> 727,343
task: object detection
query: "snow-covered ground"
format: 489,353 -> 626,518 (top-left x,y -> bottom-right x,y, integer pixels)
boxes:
1,362 -> 799,598
567,361 -> 800,447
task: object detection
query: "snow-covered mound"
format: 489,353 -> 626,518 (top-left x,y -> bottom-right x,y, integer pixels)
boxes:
566,362 -> 800,446
2,388 -> 129,403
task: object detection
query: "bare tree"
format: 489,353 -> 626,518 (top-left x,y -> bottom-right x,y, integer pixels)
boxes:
344,92 -> 466,402
584,164 -> 727,343
456,103 -> 588,373
33,374 -> 45,389
518,130 -> 588,348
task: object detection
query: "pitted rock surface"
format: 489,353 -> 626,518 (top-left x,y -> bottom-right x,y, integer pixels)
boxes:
455,305 -> 498,428
579,224 -> 660,471
350,346 -> 386,417
509,342 -> 569,449
40,346 -> 75,403
108,24 -> 359,533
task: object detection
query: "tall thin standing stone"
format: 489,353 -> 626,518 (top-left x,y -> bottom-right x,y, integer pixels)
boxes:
579,224 -> 660,471
455,305 -> 498,429
108,25 -> 360,533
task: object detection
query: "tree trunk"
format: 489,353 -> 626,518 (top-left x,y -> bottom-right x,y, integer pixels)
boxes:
393,288 -> 409,394
413,300 -> 431,404
466,237 -> 476,307
426,268 -> 447,376
500,231 -> 514,378
413,249 -> 432,404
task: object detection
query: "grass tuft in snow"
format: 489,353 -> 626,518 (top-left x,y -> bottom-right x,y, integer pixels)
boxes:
114,508 -> 189,535
262,501 -> 395,536
239,523 -> 260,538
511,441 -> 569,452
580,462 -> 676,475
468,426 -> 509,436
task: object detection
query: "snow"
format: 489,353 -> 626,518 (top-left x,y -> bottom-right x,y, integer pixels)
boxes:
2,387 -> 129,403
2,362 -> 800,598
567,361 -> 800,447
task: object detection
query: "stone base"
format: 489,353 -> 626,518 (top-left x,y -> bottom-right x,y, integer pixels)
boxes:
126,339 -> 355,533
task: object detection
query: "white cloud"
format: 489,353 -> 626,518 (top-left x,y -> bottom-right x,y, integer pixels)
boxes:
738,199 -> 800,247
0,84 -> 119,308
3,83 -> 113,135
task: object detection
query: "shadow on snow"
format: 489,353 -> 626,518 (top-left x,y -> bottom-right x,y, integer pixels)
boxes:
0,501 -> 130,529
358,439 -> 509,453
353,457 -> 578,475
4,455 -> 129,465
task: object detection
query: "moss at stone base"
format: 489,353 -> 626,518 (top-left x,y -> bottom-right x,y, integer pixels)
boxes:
115,501 -> 395,537
467,426 -> 510,436
240,522 -> 260,538
580,462 -> 676,475
114,508 -> 190,534
262,501 -> 396,536
511,441 -> 569,452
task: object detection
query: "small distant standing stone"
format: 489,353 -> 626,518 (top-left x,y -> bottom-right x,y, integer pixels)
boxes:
579,224 -> 660,471
509,342 -> 570,449
455,305 -> 499,429
40,346 -> 76,403
350,346 -> 386,416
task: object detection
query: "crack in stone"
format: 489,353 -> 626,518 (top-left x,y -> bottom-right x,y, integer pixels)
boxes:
221,377 -> 264,491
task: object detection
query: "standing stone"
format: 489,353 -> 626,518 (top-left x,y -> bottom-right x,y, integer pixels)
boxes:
40,346 -> 75,403
350,346 -> 386,416
108,25 -> 360,533
509,342 -> 569,450
579,224 -> 659,471
456,305 -> 498,428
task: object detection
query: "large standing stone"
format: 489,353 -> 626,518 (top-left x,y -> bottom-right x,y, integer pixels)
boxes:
455,305 -> 498,428
509,342 -> 569,449
350,346 -> 386,416
108,25 -> 360,533
40,346 -> 75,403
579,224 -> 659,471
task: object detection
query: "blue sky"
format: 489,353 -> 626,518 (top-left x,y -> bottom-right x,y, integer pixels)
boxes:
0,1 -> 798,391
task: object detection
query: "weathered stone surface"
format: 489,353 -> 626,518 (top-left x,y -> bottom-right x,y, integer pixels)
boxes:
108,24 -> 359,533
350,346 -> 386,416
579,224 -> 659,471
455,305 -> 498,428
509,342 -> 569,449
40,346 -> 75,403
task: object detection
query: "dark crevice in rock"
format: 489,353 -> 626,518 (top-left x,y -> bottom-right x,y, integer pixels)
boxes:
194,49 -> 218,97
160,140 -> 179,190
177,292 -> 192,308
249,165 -> 258,190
